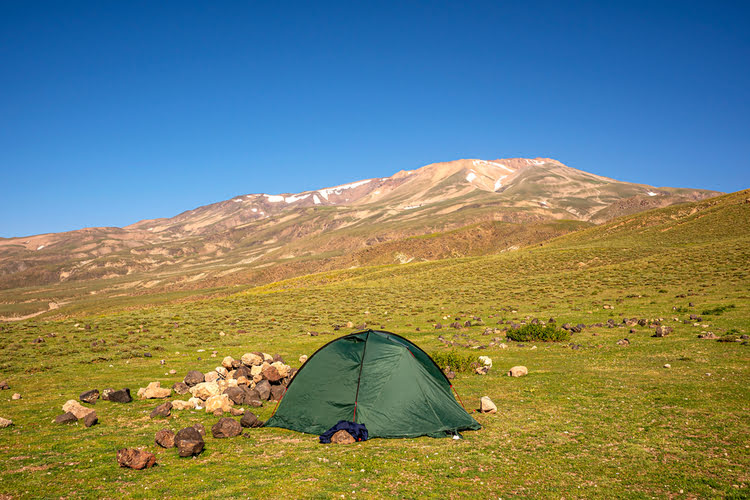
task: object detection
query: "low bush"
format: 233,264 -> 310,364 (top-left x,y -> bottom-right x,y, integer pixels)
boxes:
431,351 -> 478,372
506,323 -> 570,342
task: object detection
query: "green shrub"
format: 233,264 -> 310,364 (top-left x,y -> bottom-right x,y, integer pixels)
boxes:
701,304 -> 735,315
431,351 -> 478,372
506,323 -> 570,342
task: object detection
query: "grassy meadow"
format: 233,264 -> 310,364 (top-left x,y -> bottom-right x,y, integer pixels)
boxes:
0,191 -> 748,499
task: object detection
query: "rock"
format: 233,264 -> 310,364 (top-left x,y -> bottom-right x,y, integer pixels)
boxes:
445,370 -> 456,379
62,400 -> 96,419
222,356 -> 235,370
250,364 -> 264,377
346,321 -> 354,328
150,401 -> 172,418
109,388 -> 132,403
11,393 -> 21,400
168,369 -> 177,375
507,366 -> 528,377
204,394 -> 233,413
479,396 -> 497,413
478,356 -> 492,368
212,417 -> 242,438
140,381 -> 172,399
652,326 -> 673,338
230,407 -> 245,416
255,380 -> 271,400
155,428 -> 175,448
261,365 -> 282,383
475,366 -> 490,375
188,397 -> 204,408
117,448 -> 156,470
0,417 -> 13,428
233,365 -> 251,380
664,364 -> 671,369
698,332 -> 718,339
55,412 -> 78,424
215,366 -> 229,379
171,399 -> 196,410
189,381 -> 220,400
241,353 -> 264,366
100,388 -> 114,400
83,412 -> 98,427
299,355 -> 308,364
271,361 -> 291,378
0,381 -> 9,390
172,382 -> 190,395
240,412 -> 264,428
331,429 -> 355,444
224,386 -> 246,405
193,423 -> 206,436
245,388 -> 263,407
79,389 -> 100,404
270,385 -> 285,401
175,427 -> 205,457
236,376 -> 249,386
184,370 -> 205,387
616,339 -> 630,346
204,371 -> 219,383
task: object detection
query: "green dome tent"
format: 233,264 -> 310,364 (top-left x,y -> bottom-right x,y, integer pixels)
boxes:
265,330 -> 480,438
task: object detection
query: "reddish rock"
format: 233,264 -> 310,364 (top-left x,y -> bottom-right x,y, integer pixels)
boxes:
117,448 -> 156,469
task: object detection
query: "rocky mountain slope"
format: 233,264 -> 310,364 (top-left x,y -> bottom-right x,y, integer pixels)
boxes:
0,157 -> 720,318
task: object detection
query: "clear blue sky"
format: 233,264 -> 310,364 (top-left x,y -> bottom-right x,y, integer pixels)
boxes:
1,1 -> 748,237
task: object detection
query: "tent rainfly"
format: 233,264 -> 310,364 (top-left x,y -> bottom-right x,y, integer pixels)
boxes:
265,330 -> 481,438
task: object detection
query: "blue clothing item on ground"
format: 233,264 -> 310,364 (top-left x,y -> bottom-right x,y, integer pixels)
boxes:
319,420 -> 369,443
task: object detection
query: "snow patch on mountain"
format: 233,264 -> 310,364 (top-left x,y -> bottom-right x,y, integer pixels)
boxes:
494,176 -> 508,191
466,171 -> 477,182
284,193 -> 310,203
647,191 -> 658,196
313,195 -> 321,204
264,195 -> 284,203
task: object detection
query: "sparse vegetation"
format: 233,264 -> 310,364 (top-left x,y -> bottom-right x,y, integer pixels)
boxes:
431,351 -> 478,372
506,323 -> 570,342
702,304 -> 736,315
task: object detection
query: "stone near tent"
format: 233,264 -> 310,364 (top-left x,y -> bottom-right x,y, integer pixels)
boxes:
250,364 -> 264,377
331,429 -> 355,444
241,353 -> 263,367
271,362 -> 291,378
270,385 -> 285,401
346,321 -> 354,328
230,407 -> 245,416
261,353 -> 273,363
63,400 -> 96,419
204,394 -> 233,414
507,366 -> 528,377
255,380 -> 271,400
175,427 -> 204,457
479,396 -> 497,414
236,376 -> 249,386
262,365 -> 282,383
0,381 -> 9,390
233,365 -> 250,380
184,370 -> 205,387
188,397 -> 204,408
117,448 -> 156,470
193,423 -> 206,436
478,356 -> 492,368
204,371 -> 219,383
173,382 -> 190,395
215,367 -> 229,380
189,381 -> 220,401
299,355 -> 308,364
139,381 -> 172,399
0,417 -> 13,428
150,401 -> 172,418
617,339 -> 630,346
245,388 -> 263,407
664,364 -> 671,369
109,388 -> 132,403
11,393 -> 21,400
83,411 -> 98,428
79,389 -> 99,404
168,369 -> 177,375
171,399 -> 196,411
475,366 -> 490,375
155,428 -> 175,448
240,411 -> 264,428
55,412 -> 78,424
212,417 -> 242,438
222,356 -> 235,370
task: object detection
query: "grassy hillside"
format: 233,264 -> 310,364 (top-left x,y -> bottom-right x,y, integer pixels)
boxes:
0,190 -> 747,498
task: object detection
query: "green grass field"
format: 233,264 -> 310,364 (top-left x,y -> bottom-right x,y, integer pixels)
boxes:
0,191 -> 748,498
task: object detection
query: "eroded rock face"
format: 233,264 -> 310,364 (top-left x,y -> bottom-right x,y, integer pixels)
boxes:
331,430 -> 355,444
255,380 -> 271,400
117,448 -> 156,470
211,417 -> 242,438
55,412 -> 78,424
507,366 -> 528,377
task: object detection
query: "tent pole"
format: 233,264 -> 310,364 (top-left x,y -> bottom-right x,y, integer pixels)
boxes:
451,384 -> 471,413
